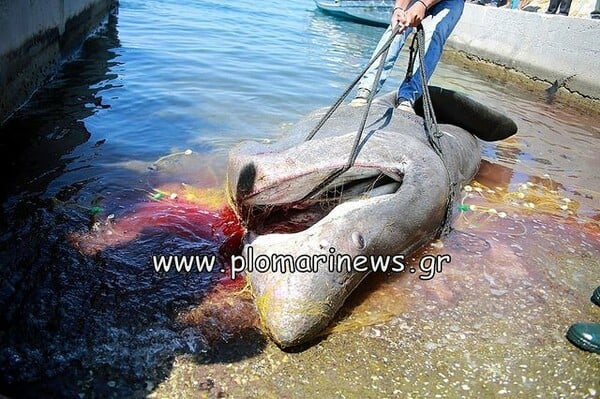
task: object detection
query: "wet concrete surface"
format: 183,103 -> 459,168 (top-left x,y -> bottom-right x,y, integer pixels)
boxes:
149,168 -> 600,398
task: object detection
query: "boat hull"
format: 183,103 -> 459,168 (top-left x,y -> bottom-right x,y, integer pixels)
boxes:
315,0 -> 393,26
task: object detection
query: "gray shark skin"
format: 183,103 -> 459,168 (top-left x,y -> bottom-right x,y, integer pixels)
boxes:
226,94 -> 481,348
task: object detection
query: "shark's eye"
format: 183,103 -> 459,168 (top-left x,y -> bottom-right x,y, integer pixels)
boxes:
351,231 -> 365,250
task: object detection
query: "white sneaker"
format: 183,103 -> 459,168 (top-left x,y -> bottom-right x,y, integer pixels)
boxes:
350,88 -> 371,107
396,97 -> 415,114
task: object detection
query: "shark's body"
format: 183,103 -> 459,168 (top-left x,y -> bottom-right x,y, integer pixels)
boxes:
227,92 -> 512,347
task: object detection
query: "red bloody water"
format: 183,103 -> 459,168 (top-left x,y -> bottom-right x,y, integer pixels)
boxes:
71,193 -> 246,276
68,184 -> 258,343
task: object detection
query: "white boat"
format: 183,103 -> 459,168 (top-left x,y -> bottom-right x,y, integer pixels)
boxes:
315,0 -> 394,26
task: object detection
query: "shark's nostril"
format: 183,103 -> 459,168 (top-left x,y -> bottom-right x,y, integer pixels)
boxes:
236,162 -> 256,200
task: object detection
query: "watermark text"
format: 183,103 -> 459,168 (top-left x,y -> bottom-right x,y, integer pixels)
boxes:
152,246 -> 451,280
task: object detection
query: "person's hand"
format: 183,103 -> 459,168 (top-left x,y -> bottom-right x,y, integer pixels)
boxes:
391,7 -> 409,32
404,1 -> 428,27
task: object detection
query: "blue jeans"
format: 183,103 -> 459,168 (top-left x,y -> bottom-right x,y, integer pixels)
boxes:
546,0 -> 571,14
358,0 -> 464,104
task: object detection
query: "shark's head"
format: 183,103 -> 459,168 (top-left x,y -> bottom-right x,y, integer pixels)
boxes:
226,98 -> 484,347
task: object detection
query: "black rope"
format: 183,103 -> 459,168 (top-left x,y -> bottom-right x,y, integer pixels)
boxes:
300,25 -> 401,201
305,24 -> 402,142
414,25 -> 454,237
404,33 -> 419,83
301,24 -> 456,239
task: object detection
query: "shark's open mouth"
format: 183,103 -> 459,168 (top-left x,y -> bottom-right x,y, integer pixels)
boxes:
235,166 -> 403,235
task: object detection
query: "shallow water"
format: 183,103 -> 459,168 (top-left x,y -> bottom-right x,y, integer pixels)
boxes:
0,0 -> 598,397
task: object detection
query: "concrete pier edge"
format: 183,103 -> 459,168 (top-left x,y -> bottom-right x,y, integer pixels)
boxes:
447,4 -> 600,106
0,0 -> 118,125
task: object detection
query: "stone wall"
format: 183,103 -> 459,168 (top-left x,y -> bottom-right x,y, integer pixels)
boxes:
448,3 -> 600,99
0,0 -> 118,124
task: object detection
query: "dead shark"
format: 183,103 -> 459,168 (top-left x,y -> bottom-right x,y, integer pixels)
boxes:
226,89 -> 517,348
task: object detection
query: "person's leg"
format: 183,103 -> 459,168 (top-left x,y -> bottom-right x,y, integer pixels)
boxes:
397,0 -> 465,105
558,0 -> 571,15
592,0 -> 600,18
357,26 -> 408,95
546,0 -> 560,13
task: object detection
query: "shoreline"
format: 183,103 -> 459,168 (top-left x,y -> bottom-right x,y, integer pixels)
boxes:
441,49 -> 600,115
447,4 -> 600,102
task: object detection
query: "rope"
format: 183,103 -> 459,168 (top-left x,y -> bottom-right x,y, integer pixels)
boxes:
415,27 -> 442,151
301,25 -> 401,201
413,25 -> 455,237
404,32 -> 418,83
302,24 -> 456,239
305,24 -> 402,142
